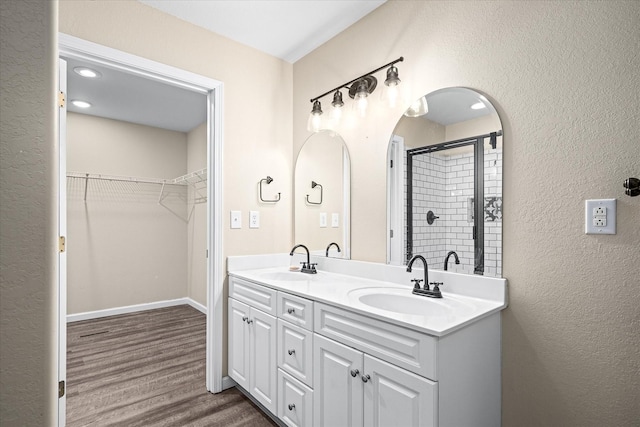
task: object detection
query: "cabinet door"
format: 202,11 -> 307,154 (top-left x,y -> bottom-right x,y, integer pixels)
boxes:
228,298 -> 250,390
250,307 -> 278,414
314,334 -> 363,427
363,354 -> 438,427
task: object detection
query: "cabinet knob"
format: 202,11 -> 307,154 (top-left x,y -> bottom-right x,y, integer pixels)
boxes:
288,403 -> 295,411
350,369 -> 360,378
362,374 -> 371,383
242,316 -> 248,322
288,349 -> 295,355
287,308 -> 295,314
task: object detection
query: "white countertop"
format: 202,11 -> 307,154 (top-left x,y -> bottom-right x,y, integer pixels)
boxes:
229,265 -> 507,337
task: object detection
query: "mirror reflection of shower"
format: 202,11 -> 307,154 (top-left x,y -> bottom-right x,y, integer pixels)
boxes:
387,87 -> 503,277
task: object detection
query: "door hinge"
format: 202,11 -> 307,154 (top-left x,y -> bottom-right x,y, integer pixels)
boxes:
59,236 -> 66,253
58,91 -> 65,108
58,380 -> 65,398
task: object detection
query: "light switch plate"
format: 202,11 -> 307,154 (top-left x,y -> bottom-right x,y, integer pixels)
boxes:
585,199 -> 616,234
230,210 -> 242,229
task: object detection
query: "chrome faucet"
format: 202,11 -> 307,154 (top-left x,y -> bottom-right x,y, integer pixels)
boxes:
290,244 -> 317,274
407,254 -> 442,298
325,242 -> 341,257
444,251 -> 460,271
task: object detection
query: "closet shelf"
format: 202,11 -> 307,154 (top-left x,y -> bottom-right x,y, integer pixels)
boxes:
67,168 -> 208,203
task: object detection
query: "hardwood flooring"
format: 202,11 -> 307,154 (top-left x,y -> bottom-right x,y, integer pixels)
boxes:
66,305 -> 276,426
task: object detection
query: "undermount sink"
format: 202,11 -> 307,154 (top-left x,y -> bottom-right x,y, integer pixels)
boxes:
348,287 -> 475,317
258,271 -> 313,282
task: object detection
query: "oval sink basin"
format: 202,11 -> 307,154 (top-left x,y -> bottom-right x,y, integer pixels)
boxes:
349,287 -> 475,317
258,271 -> 312,282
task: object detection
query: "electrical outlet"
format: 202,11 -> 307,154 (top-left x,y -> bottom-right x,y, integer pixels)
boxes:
585,199 -> 616,234
331,213 -> 339,228
319,213 -> 327,228
593,217 -> 606,227
249,211 -> 260,228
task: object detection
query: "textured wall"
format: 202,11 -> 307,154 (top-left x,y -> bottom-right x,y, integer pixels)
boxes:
0,1 -> 58,425
293,1 -> 640,425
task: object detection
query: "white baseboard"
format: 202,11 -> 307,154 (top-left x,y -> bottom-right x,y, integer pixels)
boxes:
67,297 -> 207,322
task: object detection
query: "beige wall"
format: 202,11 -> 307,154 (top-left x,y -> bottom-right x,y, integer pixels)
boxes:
293,1 -> 640,426
58,0 -> 294,263
0,1 -> 58,425
66,113 -> 188,314
187,121 -> 207,306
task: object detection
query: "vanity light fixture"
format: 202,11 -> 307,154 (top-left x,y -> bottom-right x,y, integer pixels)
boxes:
73,66 -> 101,78
71,100 -> 92,108
307,56 -> 404,131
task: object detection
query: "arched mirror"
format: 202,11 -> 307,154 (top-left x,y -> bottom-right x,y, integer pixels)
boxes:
387,87 -> 503,277
295,130 -> 351,258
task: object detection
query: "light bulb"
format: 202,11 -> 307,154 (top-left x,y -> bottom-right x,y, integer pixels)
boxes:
306,100 -> 323,132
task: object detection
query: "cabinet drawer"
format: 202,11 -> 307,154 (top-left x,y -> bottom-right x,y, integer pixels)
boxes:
278,319 -> 313,387
278,369 -> 313,427
314,302 -> 437,380
230,277 -> 277,315
278,292 -> 313,330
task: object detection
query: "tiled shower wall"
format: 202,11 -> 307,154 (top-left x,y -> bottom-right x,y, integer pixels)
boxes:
407,147 -> 502,276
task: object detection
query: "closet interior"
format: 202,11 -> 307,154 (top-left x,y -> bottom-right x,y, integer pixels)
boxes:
66,111 -> 208,317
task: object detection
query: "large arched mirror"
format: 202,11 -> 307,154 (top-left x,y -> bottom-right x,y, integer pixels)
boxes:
295,130 -> 350,258
387,87 -> 503,277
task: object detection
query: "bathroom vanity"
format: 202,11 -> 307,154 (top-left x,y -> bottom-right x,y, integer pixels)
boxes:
228,254 -> 507,427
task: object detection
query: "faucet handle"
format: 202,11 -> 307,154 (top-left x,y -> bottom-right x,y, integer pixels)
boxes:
432,282 -> 444,292
309,263 -> 317,270
411,279 -> 423,290
300,261 -> 308,269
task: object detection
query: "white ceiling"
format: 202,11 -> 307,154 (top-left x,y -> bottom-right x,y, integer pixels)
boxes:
66,0 -> 386,133
138,0 -> 387,63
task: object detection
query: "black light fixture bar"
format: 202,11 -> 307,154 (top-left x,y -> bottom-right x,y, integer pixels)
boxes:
309,57 -> 404,103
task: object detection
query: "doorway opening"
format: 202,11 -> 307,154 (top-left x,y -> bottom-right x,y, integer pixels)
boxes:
58,34 -> 225,426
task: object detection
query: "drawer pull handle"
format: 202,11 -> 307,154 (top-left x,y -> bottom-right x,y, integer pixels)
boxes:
288,404 -> 295,411
242,316 -> 248,322
288,349 -> 295,355
350,369 -> 359,378
287,308 -> 296,314
362,374 -> 371,383
247,319 -> 253,325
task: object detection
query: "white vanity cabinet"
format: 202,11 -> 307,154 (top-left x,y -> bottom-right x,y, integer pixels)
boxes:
313,316 -> 437,427
228,268 -> 503,427
228,278 -> 278,414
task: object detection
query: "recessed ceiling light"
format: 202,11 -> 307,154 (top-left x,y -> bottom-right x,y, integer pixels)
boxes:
73,67 -> 101,78
71,100 -> 92,108
471,102 -> 486,110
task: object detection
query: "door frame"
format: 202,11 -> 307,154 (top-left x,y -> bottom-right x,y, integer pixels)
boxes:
387,134 -> 405,265
57,34 -> 226,420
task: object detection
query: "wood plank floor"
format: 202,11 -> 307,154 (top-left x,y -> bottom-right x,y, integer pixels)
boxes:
67,305 -> 277,426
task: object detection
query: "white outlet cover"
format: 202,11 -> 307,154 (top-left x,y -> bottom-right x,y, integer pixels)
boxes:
331,213 -> 339,228
249,211 -> 260,229
319,212 -> 327,228
585,199 -> 616,234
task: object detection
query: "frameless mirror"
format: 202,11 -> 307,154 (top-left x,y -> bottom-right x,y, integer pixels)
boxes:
387,87 -> 503,277
295,130 -> 351,258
